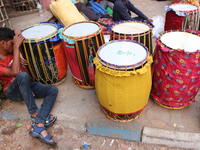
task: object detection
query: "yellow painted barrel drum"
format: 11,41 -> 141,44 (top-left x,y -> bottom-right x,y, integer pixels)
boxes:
94,40 -> 153,122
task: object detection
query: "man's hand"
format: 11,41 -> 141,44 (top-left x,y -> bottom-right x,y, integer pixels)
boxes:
147,18 -> 153,22
20,53 -> 28,67
13,28 -> 25,49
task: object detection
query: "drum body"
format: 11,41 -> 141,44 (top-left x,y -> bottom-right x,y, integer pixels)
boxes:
164,3 -> 199,31
151,30 -> 200,109
94,40 -> 153,122
62,21 -> 105,89
109,21 -> 153,54
21,23 -> 68,85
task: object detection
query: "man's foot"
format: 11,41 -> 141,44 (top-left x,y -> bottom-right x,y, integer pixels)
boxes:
29,123 -> 56,146
31,114 -> 57,127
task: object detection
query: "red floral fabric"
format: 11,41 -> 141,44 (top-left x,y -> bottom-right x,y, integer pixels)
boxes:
164,10 -> 185,31
151,39 -> 200,107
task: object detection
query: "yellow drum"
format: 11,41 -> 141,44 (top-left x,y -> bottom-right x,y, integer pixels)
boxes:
94,40 -> 153,122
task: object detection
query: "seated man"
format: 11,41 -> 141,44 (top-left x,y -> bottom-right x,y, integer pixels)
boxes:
113,0 -> 153,22
0,27 -> 58,145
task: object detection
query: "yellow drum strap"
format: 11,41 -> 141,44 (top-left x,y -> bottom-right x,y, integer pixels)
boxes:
28,40 -> 41,82
131,34 -> 133,41
23,41 -> 35,79
82,38 -> 90,86
35,39 -> 48,83
75,38 -> 87,85
48,35 -> 58,82
43,37 -> 57,83
99,30 -> 104,45
88,38 -> 97,57
113,33 -> 115,40
95,33 -> 100,49
138,34 -> 140,43
124,34 -> 126,40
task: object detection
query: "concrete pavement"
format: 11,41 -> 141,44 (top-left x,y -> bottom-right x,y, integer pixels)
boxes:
1,0 -> 200,149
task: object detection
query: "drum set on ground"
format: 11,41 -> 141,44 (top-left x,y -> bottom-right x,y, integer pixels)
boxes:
20,2 -> 200,122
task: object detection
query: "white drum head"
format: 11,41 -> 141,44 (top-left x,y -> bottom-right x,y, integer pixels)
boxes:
22,24 -> 57,39
169,4 -> 198,12
98,41 -> 148,70
160,32 -> 200,52
63,22 -> 99,37
112,22 -> 150,35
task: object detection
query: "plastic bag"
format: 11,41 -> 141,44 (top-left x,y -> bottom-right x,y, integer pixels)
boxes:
152,15 -> 164,38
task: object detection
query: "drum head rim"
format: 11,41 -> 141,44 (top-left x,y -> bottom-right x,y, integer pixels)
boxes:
97,40 -> 149,70
110,20 -> 152,37
168,3 -> 199,13
158,30 -> 200,52
62,21 -> 102,40
22,23 -> 58,42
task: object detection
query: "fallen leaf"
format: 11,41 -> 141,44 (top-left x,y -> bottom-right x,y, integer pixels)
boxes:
17,122 -> 22,128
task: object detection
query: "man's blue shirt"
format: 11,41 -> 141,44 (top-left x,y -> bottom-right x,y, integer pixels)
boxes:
113,0 -> 148,22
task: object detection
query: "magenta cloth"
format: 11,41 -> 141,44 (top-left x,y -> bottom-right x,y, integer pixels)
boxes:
164,10 -> 185,31
151,38 -> 200,107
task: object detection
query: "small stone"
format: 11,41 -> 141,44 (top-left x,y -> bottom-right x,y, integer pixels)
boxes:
53,128 -> 63,135
26,124 -> 32,131
2,125 -> 17,135
124,141 -> 130,144
80,133 -> 84,137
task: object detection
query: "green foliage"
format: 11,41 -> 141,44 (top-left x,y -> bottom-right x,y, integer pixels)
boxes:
17,122 -> 22,128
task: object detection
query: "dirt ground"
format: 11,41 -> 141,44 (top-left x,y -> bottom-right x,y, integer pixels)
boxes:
0,99 -> 194,150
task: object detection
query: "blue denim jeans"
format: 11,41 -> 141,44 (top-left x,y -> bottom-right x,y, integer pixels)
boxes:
5,72 -> 58,124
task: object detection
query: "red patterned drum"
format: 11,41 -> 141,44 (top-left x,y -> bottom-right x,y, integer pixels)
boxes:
151,30 -> 200,109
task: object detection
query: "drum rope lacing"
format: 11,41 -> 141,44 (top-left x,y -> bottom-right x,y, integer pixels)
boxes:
21,23 -> 67,85
62,21 -> 105,88
182,11 -> 200,31
110,21 -> 153,54
23,41 -> 35,80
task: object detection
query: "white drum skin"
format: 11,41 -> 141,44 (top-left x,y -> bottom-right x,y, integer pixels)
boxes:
22,24 -> 57,39
160,32 -> 200,52
63,22 -> 99,37
112,22 -> 150,35
169,3 -> 198,12
98,40 -> 148,70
